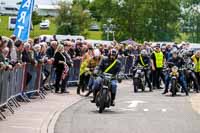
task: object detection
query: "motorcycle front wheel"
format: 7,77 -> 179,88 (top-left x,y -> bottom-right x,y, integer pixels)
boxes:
171,79 -> 177,96
99,89 -> 107,113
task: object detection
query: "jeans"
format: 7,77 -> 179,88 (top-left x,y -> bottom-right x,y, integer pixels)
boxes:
88,76 -> 95,91
152,68 -> 164,89
164,72 -> 188,92
92,76 -> 117,94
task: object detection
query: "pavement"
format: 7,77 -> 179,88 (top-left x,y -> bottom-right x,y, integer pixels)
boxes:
0,88 -> 83,133
55,80 -> 200,133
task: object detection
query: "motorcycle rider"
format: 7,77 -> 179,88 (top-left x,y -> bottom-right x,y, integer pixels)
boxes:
191,50 -> 200,93
85,49 -> 102,97
91,49 -> 121,106
133,49 -> 152,91
162,50 -> 189,96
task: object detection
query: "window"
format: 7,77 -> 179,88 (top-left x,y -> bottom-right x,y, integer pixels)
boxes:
11,18 -> 16,24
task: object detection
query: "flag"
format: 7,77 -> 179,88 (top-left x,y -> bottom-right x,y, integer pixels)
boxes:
14,0 -> 35,42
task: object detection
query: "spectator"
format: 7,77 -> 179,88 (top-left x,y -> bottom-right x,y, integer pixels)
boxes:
15,40 -> 24,63
61,41 -> 74,93
46,41 -> 58,59
53,44 -> 67,93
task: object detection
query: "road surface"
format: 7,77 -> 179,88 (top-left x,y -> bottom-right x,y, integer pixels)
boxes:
55,80 -> 200,133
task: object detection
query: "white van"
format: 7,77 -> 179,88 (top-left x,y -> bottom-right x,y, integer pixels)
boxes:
8,16 -> 33,30
8,16 -> 17,30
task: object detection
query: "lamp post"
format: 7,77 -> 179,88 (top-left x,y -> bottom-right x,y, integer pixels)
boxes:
103,18 -> 116,41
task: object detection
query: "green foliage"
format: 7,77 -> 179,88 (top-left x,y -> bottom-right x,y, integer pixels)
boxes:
181,0 -> 200,43
0,16 -> 56,38
32,11 -> 42,26
56,1 -> 91,36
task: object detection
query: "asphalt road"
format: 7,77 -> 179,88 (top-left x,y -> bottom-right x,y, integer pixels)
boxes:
55,80 -> 200,133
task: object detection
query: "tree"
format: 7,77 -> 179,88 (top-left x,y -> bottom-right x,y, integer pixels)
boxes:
181,0 -> 200,42
16,1 -> 22,5
56,1 -> 90,35
32,11 -> 42,26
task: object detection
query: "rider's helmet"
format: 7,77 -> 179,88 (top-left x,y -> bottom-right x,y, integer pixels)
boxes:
171,49 -> 178,58
140,49 -> 148,57
109,48 -> 118,59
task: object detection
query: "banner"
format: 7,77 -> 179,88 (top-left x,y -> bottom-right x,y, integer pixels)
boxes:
14,0 -> 35,42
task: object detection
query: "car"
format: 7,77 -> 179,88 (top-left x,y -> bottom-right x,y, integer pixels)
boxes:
40,20 -> 50,29
89,24 -> 100,31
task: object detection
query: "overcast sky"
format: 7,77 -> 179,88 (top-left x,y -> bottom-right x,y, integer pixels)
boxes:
0,0 -> 70,5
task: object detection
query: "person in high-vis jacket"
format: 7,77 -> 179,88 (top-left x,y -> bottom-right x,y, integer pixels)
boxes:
91,49 -> 121,106
133,49 -> 152,91
151,45 -> 165,90
191,50 -> 200,92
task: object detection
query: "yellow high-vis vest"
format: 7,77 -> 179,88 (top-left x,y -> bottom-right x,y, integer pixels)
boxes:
139,55 -> 148,67
154,52 -> 164,68
192,55 -> 200,72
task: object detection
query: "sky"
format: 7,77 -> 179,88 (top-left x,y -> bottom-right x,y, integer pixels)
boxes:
0,0 -> 70,5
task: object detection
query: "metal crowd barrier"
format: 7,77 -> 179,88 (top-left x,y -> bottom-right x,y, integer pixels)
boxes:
118,56 -> 135,78
0,64 -> 47,120
0,59 -> 82,120
23,63 -> 45,99
68,59 -> 81,86
0,66 -> 25,119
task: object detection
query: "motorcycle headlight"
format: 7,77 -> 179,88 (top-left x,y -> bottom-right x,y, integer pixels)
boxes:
171,66 -> 178,73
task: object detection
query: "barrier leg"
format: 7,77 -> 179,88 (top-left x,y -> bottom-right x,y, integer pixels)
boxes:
0,111 -> 6,119
18,93 -> 29,102
6,104 -> 14,114
37,91 -> 45,99
40,87 -> 47,95
13,97 -> 21,107
22,93 -> 31,102
10,98 -> 19,108
8,99 -> 18,108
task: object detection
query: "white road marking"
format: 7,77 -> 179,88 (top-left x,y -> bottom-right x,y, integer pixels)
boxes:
161,109 -> 167,112
143,109 -> 149,112
120,108 -> 136,111
126,100 -> 147,108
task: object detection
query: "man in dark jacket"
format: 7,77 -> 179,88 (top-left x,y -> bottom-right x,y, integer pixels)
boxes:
46,41 -> 58,59
91,49 -> 121,106
134,49 -> 152,91
61,41 -> 74,93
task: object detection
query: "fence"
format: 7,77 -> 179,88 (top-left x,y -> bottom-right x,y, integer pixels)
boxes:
119,55 -> 136,78
0,59 -> 82,120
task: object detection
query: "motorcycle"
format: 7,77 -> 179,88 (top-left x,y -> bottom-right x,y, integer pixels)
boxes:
184,63 -> 199,93
95,73 -> 115,113
168,64 -> 186,96
132,66 -> 148,92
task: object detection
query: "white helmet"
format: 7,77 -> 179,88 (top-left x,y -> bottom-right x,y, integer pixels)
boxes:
94,49 -> 101,57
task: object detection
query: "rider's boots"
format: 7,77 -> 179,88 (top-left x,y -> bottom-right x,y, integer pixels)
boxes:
91,90 -> 97,103
111,93 -> 116,106
77,86 -> 80,95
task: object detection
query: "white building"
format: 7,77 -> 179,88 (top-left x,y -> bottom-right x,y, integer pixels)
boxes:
36,5 -> 60,17
0,4 -> 19,16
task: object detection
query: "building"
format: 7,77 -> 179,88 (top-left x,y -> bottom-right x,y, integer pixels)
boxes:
0,4 -> 19,16
35,5 -> 60,17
